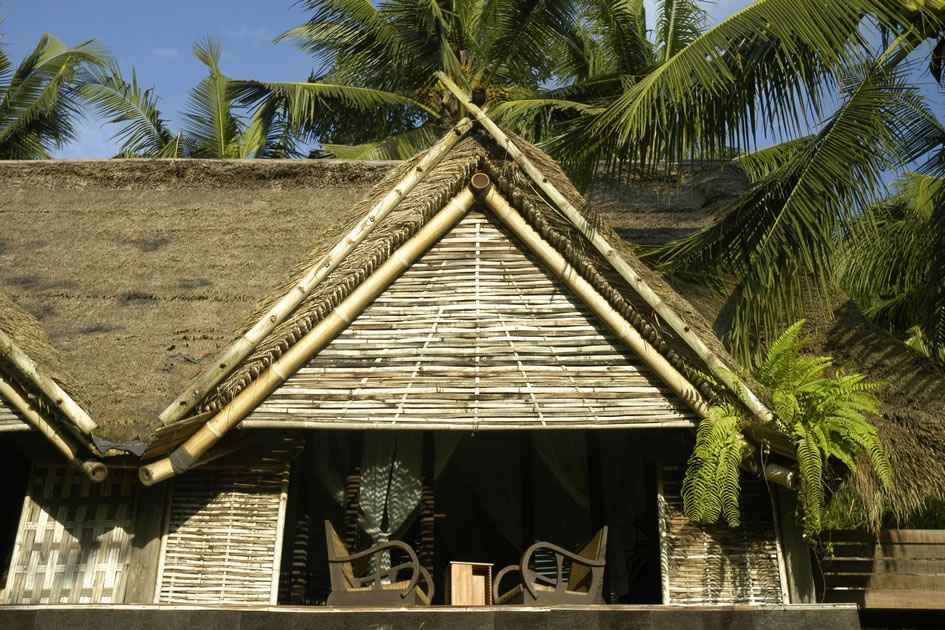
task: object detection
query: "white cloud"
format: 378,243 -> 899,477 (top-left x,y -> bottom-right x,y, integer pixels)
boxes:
228,25 -> 276,43
153,48 -> 180,58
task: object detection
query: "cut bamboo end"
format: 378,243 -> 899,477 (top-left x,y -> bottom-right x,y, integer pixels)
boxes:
140,457 -> 174,486
158,117 -> 476,427
79,459 -> 108,483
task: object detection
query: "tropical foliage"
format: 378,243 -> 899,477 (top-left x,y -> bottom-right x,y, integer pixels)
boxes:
81,37 -> 296,158
683,321 -> 892,536
0,21 -> 109,159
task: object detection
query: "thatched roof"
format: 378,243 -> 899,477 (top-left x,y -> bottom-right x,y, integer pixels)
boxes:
195,131 -> 755,422
0,159 -> 391,440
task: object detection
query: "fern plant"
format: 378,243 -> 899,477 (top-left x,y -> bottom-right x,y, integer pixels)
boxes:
682,320 -> 892,536
758,320 -> 893,536
682,403 -> 747,527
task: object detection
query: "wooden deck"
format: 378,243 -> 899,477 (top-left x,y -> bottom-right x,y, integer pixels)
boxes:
0,603 -> 860,630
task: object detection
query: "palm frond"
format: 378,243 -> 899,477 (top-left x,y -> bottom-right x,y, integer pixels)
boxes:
321,123 -> 443,160
656,0 -> 707,63
182,37 -> 242,158
78,64 -> 179,157
682,404 -> 746,527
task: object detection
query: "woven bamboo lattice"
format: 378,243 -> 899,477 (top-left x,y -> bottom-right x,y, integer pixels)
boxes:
658,466 -> 786,605
244,211 -> 698,430
155,462 -> 290,604
0,395 -> 30,431
3,466 -> 136,604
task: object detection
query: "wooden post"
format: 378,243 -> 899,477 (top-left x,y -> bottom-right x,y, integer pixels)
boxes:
159,117 -> 475,427
520,432 -> 534,550
0,377 -> 106,482
0,329 -> 97,434
140,186 -> 478,486
436,71 -> 776,427
124,482 -> 168,603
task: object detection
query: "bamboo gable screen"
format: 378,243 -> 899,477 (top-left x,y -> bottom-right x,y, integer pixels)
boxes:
658,466 -> 788,605
3,466 -> 136,604
155,461 -> 290,604
243,210 -> 699,431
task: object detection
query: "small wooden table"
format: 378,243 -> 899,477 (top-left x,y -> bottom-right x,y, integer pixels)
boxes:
447,561 -> 493,606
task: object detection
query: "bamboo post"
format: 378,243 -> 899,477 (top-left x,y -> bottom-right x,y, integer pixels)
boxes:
478,177 -> 795,489
436,71 -> 776,426
0,376 -> 107,482
158,117 -> 476,427
0,329 -> 97,434
140,186 -> 478,485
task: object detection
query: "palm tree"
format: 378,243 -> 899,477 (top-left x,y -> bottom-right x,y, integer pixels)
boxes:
0,20 -> 109,159
81,37 -> 296,158
230,0 -> 580,159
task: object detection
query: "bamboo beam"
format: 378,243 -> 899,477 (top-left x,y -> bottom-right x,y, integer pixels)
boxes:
436,71 -> 776,426
140,186 -> 478,486
0,329 -> 97,434
158,117 -> 476,427
0,376 -> 107,482
479,179 -> 795,489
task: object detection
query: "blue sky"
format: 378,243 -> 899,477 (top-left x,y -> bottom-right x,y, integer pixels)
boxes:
1,0 -> 317,157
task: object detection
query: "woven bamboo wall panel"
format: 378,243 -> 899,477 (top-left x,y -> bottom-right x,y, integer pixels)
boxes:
246,211 -> 697,429
3,467 -> 136,604
0,395 -> 30,431
659,467 -> 785,605
156,463 -> 289,604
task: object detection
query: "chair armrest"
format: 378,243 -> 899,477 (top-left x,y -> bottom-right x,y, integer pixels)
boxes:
331,540 -> 421,596
493,564 -> 521,603
520,541 -> 606,599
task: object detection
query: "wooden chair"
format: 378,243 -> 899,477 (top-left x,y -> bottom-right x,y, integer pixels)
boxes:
324,520 -> 434,606
493,527 -> 608,605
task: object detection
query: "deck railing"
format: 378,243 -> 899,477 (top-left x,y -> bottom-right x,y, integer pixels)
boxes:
817,529 -> 945,610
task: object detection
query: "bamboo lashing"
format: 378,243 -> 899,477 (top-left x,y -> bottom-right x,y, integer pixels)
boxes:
158,117 -> 476,427
0,329 -> 97,434
140,186 -> 478,485
480,181 -> 710,419
0,376 -> 107,482
435,71 -> 775,426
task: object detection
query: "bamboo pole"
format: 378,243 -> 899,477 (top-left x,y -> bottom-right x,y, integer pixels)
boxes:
436,71 -> 775,426
140,187 -> 478,485
0,329 -> 97,434
158,117 -> 476,427
479,178 -> 795,489
0,376 -> 107,482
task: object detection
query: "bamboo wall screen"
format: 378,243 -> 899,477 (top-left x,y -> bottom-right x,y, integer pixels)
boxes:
155,462 -> 289,604
244,211 -> 698,430
3,466 -> 136,604
658,466 -> 787,605
0,395 -> 29,432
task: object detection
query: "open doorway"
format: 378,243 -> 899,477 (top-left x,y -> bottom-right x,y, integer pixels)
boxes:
279,428 -> 695,605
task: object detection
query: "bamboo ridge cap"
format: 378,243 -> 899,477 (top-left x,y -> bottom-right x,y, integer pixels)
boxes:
158,116 -> 475,427
434,71 -> 773,425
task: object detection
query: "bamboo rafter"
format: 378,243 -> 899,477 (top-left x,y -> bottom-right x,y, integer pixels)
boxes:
0,376 -> 106,482
0,328 -> 96,434
159,117 -> 475,427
